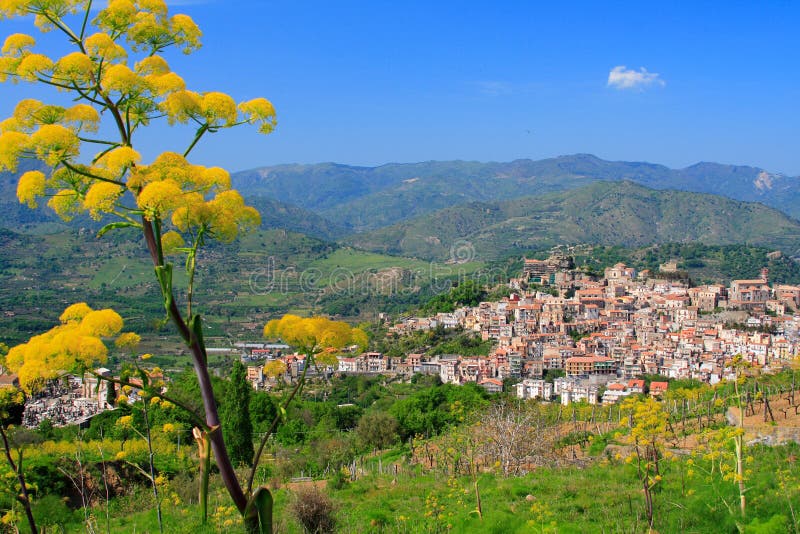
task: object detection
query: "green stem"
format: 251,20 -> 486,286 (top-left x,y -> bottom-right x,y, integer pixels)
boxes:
142,400 -> 164,534
61,161 -> 126,186
141,217 -> 249,513
247,350 -> 315,495
183,123 -> 210,158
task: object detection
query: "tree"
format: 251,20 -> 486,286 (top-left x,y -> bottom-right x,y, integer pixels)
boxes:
1,1 -> 277,531
476,400 -> 549,478
355,411 -> 399,451
222,361 -> 254,467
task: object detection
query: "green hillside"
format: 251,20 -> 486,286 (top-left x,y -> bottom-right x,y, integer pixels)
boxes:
0,227 -> 484,347
348,181 -> 800,261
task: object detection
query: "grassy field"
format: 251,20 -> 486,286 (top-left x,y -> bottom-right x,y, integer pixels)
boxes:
56,441 -> 800,534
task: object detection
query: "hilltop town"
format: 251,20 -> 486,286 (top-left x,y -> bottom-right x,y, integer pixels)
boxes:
245,254 -> 799,406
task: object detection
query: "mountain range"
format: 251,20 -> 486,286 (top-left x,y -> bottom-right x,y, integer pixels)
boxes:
231,154 -> 800,234
3,154 -> 800,261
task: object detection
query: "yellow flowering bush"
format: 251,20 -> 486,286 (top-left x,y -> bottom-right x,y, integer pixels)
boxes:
5,303 -> 124,392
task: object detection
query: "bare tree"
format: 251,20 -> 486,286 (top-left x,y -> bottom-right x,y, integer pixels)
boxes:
476,400 -> 550,477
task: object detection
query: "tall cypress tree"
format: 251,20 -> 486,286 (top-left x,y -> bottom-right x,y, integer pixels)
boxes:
221,360 -> 254,466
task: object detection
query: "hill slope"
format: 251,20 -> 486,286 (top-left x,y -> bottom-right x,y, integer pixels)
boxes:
347,181 -> 800,261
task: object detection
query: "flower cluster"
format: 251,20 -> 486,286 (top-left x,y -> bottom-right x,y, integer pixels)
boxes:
263,314 -> 369,357
4,302 -> 130,392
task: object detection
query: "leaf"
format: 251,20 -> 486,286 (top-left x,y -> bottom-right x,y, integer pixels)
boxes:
244,486 -> 273,534
188,314 -> 208,363
154,263 -> 173,306
96,221 -> 140,238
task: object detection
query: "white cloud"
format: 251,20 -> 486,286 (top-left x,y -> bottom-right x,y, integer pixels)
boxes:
607,66 -> 665,90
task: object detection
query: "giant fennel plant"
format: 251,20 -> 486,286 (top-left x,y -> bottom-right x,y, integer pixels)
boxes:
0,1 -> 363,532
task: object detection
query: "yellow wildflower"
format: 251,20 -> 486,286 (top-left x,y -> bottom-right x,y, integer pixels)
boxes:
117,415 -> 134,428
17,53 -> 54,81
54,52 -> 94,84
94,0 -> 137,33
30,124 -> 80,166
0,130 -> 29,171
163,90 -> 201,124
101,64 -> 144,93
140,353 -> 152,360
135,55 -> 170,75
201,91 -> 237,126
79,308 -> 124,337
238,97 -> 277,134
83,181 -> 124,219
84,33 -> 127,63
16,170 -> 46,208
97,146 -> 140,175
64,104 -> 100,133
137,179 -> 183,217
115,332 -> 141,349
47,189 -> 81,221
60,302 -> 93,323
160,231 -> 185,255
170,13 -> 202,53
2,33 -> 35,56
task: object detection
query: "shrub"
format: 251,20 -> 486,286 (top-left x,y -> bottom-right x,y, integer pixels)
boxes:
289,486 -> 337,534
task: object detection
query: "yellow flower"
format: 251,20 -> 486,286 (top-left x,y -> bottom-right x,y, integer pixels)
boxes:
162,423 -> 175,434
0,131 -> 29,171
101,64 -> 144,94
63,104 -> 100,133
139,0 -> 168,14
163,90 -> 201,124
54,52 -> 94,84
83,182 -> 124,220
60,302 -> 93,323
115,332 -> 141,349
135,55 -> 170,76
16,170 -> 46,208
17,53 -> 54,81
141,353 -> 152,360
238,97 -> 277,134
116,415 -> 134,428
160,231 -> 185,255
80,309 -> 124,337
201,92 -> 237,126
30,124 -> 80,166
94,0 -> 137,33
199,166 -> 230,190
97,146 -> 140,175
170,13 -> 202,53
84,33 -> 127,63
137,179 -> 183,217
2,33 -> 35,56
115,451 -> 127,460
47,189 -> 81,221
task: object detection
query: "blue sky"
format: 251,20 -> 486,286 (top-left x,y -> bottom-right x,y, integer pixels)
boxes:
2,0 -> 799,174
